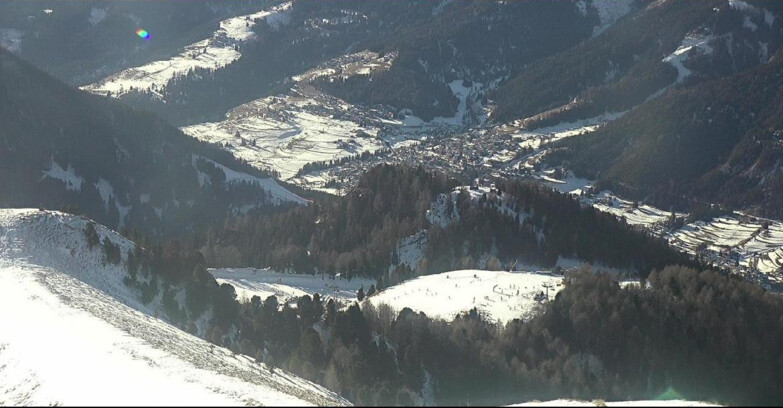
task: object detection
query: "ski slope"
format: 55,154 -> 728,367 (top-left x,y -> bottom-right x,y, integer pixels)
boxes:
365,269 -> 564,324
0,209 -> 347,406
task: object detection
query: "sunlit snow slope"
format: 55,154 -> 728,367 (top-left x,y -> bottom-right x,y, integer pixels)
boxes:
365,269 -> 563,324
0,209 -> 347,406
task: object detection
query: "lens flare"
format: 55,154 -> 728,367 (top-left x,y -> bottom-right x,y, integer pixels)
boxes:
135,29 -> 150,40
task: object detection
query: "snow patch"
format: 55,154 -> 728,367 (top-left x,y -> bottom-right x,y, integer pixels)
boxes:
764,9 -> 775,27
743,15 -> 758,31
192,156 -> 307,205
89,7 -> 107,26
591,0 -> 633,36
728,0 -> 752,11
95,178 -> 115,209
41,160 -> 83,191
514,111 -> 626,151
182,94 -> 388,181
0,29 -> 22,53
663,33 -> 714,84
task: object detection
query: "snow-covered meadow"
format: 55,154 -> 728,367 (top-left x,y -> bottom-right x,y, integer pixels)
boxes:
365,269 -> 564,325
182,92 -> 391,180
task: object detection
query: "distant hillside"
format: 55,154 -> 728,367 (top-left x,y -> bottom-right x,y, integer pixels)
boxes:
0,0 -> 273,85
84,0 -> 603,126
200,164 -> 693,280
491,0 -> 783,125
552,51 -> 783,217
0,48 -> 304,239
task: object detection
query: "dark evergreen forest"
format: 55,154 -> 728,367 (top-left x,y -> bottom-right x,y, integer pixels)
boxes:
197,164 -> 694,281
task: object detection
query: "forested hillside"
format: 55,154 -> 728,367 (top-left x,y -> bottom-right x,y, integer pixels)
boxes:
2,0 -> 783,406
552,51 -> 783,218
491,0 -> 782,126
0,48 -> 299,239
62,209 -> 783,406
118,225 -> 783,406
0,0 -> 273,85
101,0 -> 599,125
199,164 -> 693,280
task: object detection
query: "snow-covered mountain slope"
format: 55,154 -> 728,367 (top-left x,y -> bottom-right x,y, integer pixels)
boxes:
211,267 -> 374,306
365,269 -> 564,324
81,2 -> 292,98
0,209 -> 348,406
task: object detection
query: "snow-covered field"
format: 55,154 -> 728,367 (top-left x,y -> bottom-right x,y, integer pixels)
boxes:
365,269 -> 564,324
0,209 -> 347,406
182,91 -> 391,180
81,2 -> 292,98
668,213 -> 783,285
210,267 -> 375,306
181,74 -> 483,182
535,165 -> 783,287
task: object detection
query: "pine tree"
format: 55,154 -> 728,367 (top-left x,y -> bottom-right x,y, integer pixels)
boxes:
357,286 -> 365,302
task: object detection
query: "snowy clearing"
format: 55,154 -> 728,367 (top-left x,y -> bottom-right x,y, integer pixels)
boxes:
365,269 -> 564,325
211,267 -> 375,307
512,111 -> 626,151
